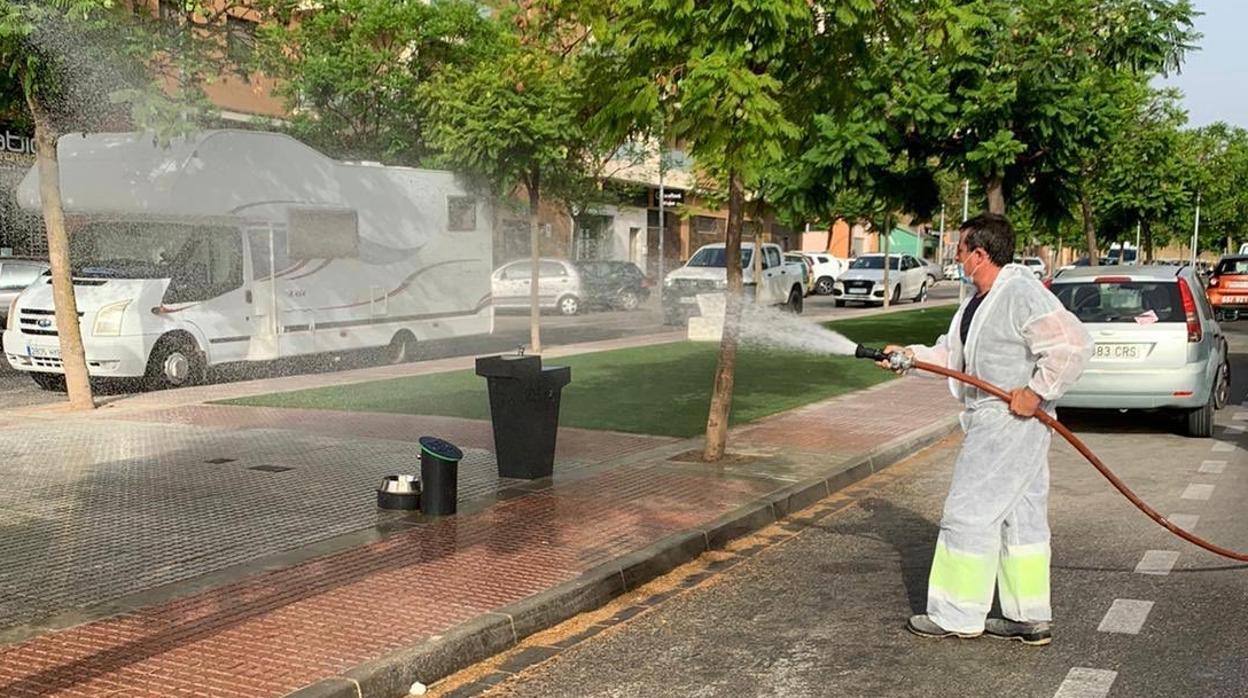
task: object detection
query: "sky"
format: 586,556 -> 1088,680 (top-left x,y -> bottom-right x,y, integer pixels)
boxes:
1157,1 -> 1246,128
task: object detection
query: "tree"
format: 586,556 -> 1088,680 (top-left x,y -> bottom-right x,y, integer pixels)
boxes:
1,0 -> 137,409
420,19 -> 588,354
577,0 -> 810,461
254,0 -> 504,165
917,0 -> 1197,215
1181,123 -> 1248,255
1094,88 -> 1190,262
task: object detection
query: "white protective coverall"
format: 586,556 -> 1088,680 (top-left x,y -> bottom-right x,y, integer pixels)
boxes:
907,264 -> 1093,633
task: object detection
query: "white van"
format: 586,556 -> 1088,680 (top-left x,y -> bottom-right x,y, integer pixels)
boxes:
3,130 -> 493,389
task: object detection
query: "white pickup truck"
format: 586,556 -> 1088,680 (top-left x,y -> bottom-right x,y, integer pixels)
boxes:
661,242 -> 806,325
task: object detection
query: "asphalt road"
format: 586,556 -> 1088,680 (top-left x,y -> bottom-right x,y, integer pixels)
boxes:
429,322 -> 1248,698
0,283 -> 963,408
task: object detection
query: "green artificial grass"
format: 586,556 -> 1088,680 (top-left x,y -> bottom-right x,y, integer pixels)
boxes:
221,306 -> 956,438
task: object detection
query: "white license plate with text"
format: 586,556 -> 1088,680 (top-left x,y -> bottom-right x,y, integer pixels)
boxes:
1093,343 -> 1145,360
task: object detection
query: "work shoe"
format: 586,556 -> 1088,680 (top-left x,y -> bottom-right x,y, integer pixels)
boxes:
906,614 -> 982,640
984,618 -> 1052,646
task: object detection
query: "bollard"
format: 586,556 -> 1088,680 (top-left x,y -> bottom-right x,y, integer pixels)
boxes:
419,436 -> 462,516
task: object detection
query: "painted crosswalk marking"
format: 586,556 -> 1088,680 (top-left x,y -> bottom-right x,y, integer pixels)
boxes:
1182,483 -> 1215,500
1097,599 -> 1154,635
1199,460 -> 1227,474
1053,668 -> 1118,698
1168,513 -> 1199,531
1135,550 -> 1179,576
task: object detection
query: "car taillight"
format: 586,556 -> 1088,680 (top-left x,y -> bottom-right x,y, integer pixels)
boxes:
1177,280 -> 1202,343
1042,278 -> 1053,290
1094,276 -> 1131,284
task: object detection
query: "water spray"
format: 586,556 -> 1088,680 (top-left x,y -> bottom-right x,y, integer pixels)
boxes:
855,344 -> 1248,563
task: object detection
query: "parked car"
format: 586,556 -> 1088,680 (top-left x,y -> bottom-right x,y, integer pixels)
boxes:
0,259 -> 49,351
662,242 -> 806,325
804,253 -> 848,295
1014,256 -> 1047,279
918,257 -> 943,284
1051,265 -> 1228,437
1205,255 -> 1248,321
943,261 -> 961,281
832,253 -> 929,306
1057,256 -> 1114,275
492,258 -> 585,316
572,260 -> 650,311
784,252 -> 815,295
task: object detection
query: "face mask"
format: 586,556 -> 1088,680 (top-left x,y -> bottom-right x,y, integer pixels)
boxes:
960,253 -> 981,285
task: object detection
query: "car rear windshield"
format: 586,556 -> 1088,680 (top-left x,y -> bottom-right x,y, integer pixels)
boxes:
1052,280 -> 1184,323
1214,259 -> 1248,275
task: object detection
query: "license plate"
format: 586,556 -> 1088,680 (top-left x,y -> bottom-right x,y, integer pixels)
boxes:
679,296 -> 697,305
1221,296 -> 1248,305
1094,343 -> 1145,360
27,345 -> 60,359
847,288 -> 867,294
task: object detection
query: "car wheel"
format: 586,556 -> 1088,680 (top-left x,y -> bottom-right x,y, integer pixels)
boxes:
927,274 -> 937,287
815,277 -> 835,295
616,289 -> 640,311
1184,390 -> 1215,438
890,285 -> 900,304
834,299 -> 846,307
146,336 -> 205,390
785,287 -> 804,314
557,295 -> 580,316
1213,359 -> 1231,410
30,373 -> 67,392
913,282 -> 928,302
382,331 -> 418,365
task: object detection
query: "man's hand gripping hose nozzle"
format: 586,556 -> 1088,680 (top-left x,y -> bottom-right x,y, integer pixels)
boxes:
852,344 -> 1248,563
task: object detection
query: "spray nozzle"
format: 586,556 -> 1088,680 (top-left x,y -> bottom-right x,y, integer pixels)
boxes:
854,344 -> 913,371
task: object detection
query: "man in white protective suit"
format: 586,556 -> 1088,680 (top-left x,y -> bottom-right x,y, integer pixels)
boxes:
879,213 -> 1093,646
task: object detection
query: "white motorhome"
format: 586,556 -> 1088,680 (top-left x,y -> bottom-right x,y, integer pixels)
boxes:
3,130 -> 493,389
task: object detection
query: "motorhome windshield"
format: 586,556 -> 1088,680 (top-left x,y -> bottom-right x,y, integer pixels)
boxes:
687,247 -> 753,268
69,221 -> 237,279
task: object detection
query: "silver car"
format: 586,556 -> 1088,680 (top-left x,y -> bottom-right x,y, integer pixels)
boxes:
1052,265 -> 1229,437
0,259 -> 49,327
491,258 -> 586,316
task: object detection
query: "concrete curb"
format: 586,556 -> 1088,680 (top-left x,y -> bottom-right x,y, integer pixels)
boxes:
284,414 -> 960,698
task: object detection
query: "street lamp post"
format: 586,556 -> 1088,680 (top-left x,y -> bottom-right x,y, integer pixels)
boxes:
658,152 -> 665,307
959,179 -> 969,303
1190,190 -> 1201,267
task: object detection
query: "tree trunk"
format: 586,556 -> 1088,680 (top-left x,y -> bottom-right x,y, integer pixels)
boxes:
702,169 -> 745,462
27,93 -> 94,410
881,212 -> 892,310
1080,194 -> 1099,267
1142,219 -> 1154,263
986,175 -> 1006,215
527,170 -> 542,354
826,221 -> 835,253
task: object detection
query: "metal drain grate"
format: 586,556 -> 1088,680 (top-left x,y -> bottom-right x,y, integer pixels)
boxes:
247,465 -> 294,473
204,458 -> 237,465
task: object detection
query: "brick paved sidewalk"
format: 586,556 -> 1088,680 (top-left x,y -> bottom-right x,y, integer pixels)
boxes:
0,375 -> 959,697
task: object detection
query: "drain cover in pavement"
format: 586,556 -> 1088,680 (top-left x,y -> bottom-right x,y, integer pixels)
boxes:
205,458 -> 237,465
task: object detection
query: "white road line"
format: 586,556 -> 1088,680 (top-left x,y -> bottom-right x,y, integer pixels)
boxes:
1053,668 -> 1118,698
1182,483 -> 1215,501
1233,412 -> 1248,421
1211,440 -> 1236,452
1225,425 -> 1246,434
1199,460 -> 1227,474
1097,599 -> 1154,634
1168,513 -> 1200,531
1135,550 -> 1180,576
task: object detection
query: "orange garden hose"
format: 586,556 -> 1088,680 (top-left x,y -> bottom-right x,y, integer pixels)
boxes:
909,358 -> 1248,562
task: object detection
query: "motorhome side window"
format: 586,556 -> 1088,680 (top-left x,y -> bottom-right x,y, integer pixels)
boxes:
447,197 -> 477,232
248,228 -> 293,280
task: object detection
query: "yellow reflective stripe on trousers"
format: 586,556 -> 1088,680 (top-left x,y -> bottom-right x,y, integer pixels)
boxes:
998,547 -> 1050,601
928,541 -> 997,601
